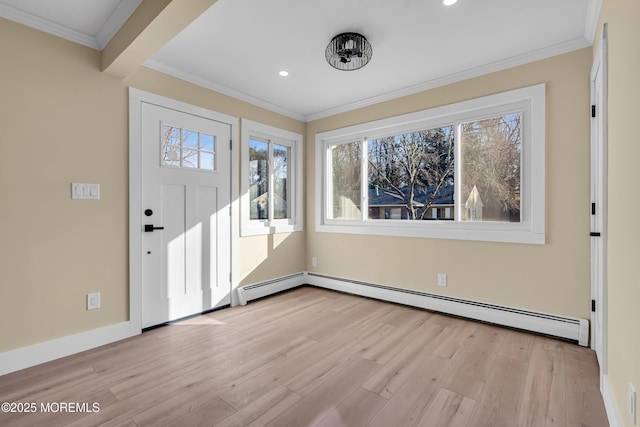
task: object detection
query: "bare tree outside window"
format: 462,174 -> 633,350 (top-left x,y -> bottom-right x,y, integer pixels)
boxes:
367,126 -> 454,220
249,139 -> 269,220
161,125 -> 216,171
331,142 -> 361,219
460,113 -> 521,222
249,139 -> 292,221
273,144 -> 289,219
318,85 -> 544,243
326,113 -> 522,223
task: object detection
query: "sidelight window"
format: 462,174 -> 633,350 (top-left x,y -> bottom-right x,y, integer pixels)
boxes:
242,120 -> 303,236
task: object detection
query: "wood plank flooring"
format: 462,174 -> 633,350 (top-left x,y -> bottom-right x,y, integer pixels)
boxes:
0,287 -> 609,426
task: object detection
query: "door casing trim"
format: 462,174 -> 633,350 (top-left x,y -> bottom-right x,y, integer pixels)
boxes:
128,88 -> 240,336
589,23 -> 608,373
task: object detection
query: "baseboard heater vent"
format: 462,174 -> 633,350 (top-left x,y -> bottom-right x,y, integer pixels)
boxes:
236,273 -> 305,306
305,273 -> 589,346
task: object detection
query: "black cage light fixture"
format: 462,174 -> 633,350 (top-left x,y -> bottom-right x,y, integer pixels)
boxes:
325,32 -> 372,71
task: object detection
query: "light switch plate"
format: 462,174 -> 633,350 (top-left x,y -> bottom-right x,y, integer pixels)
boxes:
72,183 -> 100,200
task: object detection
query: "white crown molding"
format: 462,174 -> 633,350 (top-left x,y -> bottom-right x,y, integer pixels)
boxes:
305,37 -> 591,122
144,59 -> 306,122
147,36 -> 589,124
96,0 -> 142,50
584,0 -> 603,45
0,2 -> 99,49
0,0 -> 140,51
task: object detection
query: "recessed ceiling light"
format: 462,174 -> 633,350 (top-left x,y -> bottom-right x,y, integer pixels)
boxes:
279,70 -> 289,77
443,0 -> 457,5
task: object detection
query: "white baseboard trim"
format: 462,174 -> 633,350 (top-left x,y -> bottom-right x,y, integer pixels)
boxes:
236,272 -> 306,305
0,321 -> 137,377
601,373 -> 624,427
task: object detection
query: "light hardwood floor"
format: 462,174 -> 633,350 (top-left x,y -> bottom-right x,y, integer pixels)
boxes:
0,287 -> 609,426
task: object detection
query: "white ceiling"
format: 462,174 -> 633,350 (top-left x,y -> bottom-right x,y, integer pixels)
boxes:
0,0 -> 600,121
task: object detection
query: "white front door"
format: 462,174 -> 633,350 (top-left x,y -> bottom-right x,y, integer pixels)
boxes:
590,24 -> 608,370
141,102 -> 231,328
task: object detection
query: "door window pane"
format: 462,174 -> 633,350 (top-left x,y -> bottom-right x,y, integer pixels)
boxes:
183,130 -> 198,149
163,126 -> 180,147
460,113 -> 522,222
200,152 -> 215,171
161,125 -> 217,171
162,126 -> 181,167
201,134 -> 214,152
182,149 -> 198,168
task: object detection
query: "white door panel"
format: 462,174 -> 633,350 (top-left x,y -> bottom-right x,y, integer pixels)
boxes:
163,184 -> 186,299
141,102 -> 231,328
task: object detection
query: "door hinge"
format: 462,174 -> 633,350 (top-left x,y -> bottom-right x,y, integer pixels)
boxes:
229,206 -> 232,216
229,272 -> 232,283
230,139 -> 232,150
591,105 -> 596,118
591,202 -> 596,215
591,299 -> 596,312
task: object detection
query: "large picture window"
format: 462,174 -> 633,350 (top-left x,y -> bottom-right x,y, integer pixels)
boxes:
316,85 -> 545,244
242,119 -> 303,236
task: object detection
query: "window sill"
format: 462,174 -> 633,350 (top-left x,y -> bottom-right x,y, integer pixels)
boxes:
316,222 -> 544,245
241,222 -> 303,237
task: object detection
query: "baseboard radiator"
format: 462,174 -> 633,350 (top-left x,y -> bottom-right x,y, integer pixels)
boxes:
236,271 -> 589,346
236,273 -> 306,306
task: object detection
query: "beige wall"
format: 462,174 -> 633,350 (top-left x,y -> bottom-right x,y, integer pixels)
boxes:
306,48 -> 593,319
0,18 -> 304,353
597,1 -> 640,425
0,19 -> 129,352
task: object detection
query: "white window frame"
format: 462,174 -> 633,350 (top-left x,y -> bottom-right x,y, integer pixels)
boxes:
315,84 -> 545,244
241,119 -> 303,236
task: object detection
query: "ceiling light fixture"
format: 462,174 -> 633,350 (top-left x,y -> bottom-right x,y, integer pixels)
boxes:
325,32 -> 372,71
279,70 -> 289,77
443,0 -> 457,5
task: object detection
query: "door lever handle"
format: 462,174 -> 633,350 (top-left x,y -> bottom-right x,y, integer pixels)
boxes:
144,224 -> 165,232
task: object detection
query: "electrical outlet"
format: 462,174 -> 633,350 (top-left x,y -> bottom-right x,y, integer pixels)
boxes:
630,383 -> 637,425
87,292 -> 101,310
438,273 -> 447,287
